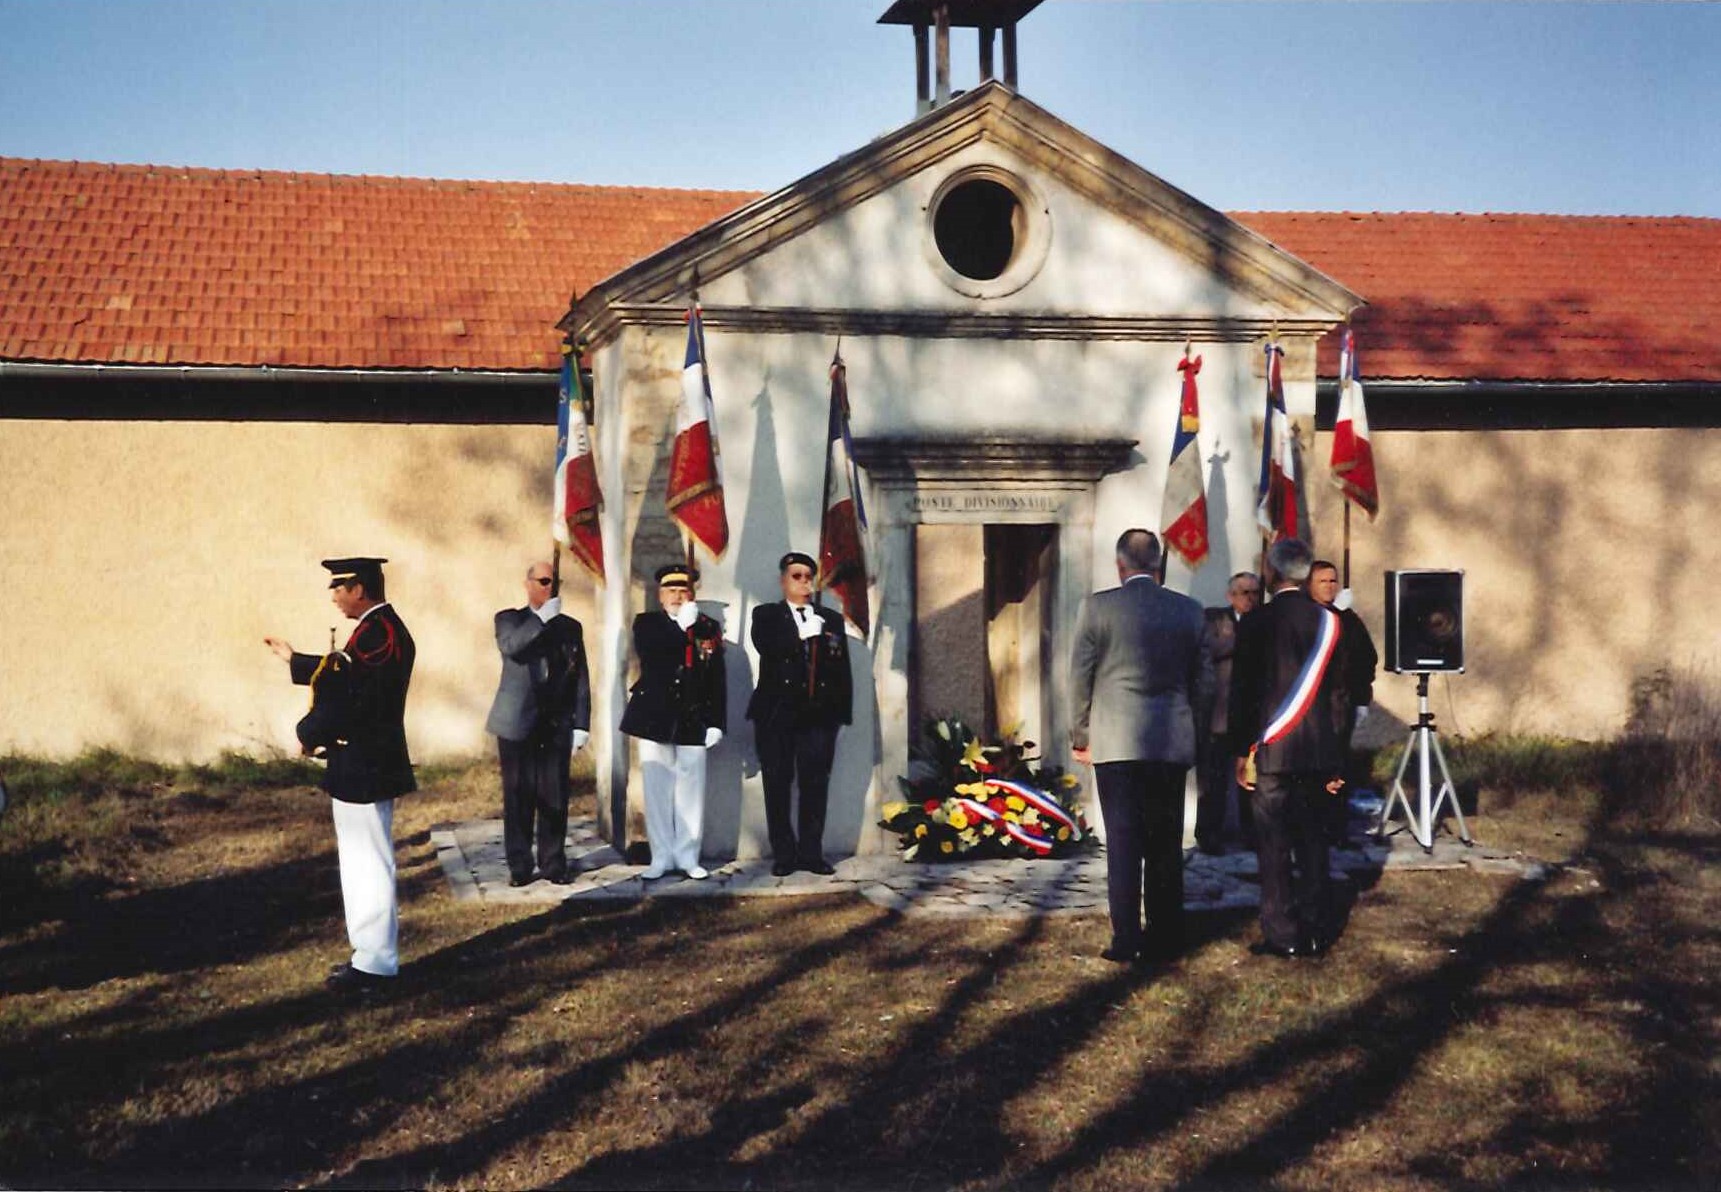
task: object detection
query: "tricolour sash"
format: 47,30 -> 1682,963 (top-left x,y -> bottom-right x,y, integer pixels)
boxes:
1259,606 -> 1342,746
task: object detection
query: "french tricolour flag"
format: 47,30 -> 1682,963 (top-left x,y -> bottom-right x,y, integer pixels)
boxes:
819,352 -> 870,633
552,344 -> 605,581
666,305 -> 730,558
1255,342 -> 1300,542
1331,327 -> 1380,519
1160,350 -> 1209,569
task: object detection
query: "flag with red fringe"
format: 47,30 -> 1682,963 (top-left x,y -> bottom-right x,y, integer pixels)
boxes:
667,305 -> 729,558
1161,349 -> 1209,568
552,342 -> 605,582
1331,327 -> 1380,518
818,351 -> 870,633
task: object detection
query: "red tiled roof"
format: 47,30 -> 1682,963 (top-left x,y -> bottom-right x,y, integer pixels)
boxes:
3,157 -> 1718,383
1237,211 -> 1721,384
0,158 -> 754,371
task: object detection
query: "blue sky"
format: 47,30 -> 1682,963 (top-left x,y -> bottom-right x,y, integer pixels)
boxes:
2,0 -> 1717,216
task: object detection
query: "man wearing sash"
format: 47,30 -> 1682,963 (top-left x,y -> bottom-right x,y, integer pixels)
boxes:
1229,538 -> 1347,959
265,556 -> 415,993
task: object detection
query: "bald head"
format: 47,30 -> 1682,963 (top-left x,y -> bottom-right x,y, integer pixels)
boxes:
524,560 -> 555,609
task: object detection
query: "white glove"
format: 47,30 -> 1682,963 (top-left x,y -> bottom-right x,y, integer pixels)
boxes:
535,595 -> 562,622
571,729 -> 589,752
673,602 -> 699,630
1334,587 -> 1355,612
1353,706 -> 1370,730
704,726 -> 723,749
793,605 -> 822,640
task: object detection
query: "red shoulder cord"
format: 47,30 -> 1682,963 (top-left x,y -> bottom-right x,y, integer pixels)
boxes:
346,615 -> 398,666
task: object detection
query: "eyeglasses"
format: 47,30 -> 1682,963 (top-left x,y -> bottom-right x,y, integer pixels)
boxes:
531,577 -> 553,587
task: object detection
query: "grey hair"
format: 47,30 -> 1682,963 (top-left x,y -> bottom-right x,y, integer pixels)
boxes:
1265,538 -> 1314,583
1228,571 -> 1260,590
1115,528 -> 1161,574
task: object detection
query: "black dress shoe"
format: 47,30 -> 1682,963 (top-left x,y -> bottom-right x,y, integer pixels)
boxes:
325,963 -> 392,993
771,860 -> 797,877
547,869 -> 577,886
508,872 -> 534,888
801,857 -> 836,876
1100,945 -> 1140,964
1249,940 -> 1305,960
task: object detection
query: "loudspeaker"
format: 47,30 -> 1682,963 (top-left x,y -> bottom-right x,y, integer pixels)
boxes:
1384,569 -> 1465,673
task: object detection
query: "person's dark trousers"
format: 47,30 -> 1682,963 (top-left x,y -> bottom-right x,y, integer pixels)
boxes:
1196,733 -> 1253,849
1251,771 -> 1331,949
1327,716 -> 1359,847
499,728 -> 572,880
756,716 -> 839,866
1094,760 -> 1188,957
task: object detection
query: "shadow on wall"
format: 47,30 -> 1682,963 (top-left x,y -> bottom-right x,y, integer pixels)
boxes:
825,633 -> 883,857
1309,422 -> 1721,736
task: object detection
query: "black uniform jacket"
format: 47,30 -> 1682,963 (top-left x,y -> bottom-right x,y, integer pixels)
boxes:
291,603 -> 417,803
1199,605 -> 1241,736
618,610 -> 727,746
745,601 -> 852,729
1227,588 -> 1348,776
484,608 -> 592,742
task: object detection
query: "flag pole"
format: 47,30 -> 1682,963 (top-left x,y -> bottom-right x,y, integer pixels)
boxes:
814,343 -> 841,613
1342,500 -> 1352,590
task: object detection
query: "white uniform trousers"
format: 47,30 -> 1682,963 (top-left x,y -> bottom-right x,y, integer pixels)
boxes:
330,798 -> 399,977
638,740 -> 706,870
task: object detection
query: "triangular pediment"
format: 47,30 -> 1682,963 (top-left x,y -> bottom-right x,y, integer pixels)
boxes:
569,81 -> 1362,344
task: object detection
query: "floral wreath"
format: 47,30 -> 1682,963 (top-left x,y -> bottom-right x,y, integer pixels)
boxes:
880,717 -> 1093,861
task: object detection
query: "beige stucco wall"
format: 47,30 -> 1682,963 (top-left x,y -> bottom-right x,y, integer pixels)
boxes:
0,417 -> 593,761
1307,424 -> 1721,741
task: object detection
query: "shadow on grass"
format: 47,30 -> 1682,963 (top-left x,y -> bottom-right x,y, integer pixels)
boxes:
3,779 -> 1717,1189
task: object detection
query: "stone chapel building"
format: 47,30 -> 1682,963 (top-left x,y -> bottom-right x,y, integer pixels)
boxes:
3,5 -> 1718,858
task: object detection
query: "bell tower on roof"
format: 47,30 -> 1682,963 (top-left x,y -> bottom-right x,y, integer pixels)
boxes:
878,1 -> 1045,113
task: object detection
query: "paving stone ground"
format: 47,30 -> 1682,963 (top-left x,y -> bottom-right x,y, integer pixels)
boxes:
432,796 -> 1550,918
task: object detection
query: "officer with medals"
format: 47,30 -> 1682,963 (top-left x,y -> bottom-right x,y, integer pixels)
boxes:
619,564 -> 726,880
264,557 -> 415,994
747,551 -> 852,877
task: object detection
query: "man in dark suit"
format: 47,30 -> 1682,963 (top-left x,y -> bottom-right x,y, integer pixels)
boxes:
1310,559 -> 1379,847
1071,529 -> 1213,964
265,556 -> 415,994
1230,538 -> 1349,959
486,560 -> 592,887
1194,571 -> 1261,854
747,551 -> 852,877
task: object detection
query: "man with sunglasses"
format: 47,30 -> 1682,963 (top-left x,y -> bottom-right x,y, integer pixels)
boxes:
486,560 -> 592,887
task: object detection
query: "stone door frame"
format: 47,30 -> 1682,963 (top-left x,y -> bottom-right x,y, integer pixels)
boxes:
853,436 -> 1136,799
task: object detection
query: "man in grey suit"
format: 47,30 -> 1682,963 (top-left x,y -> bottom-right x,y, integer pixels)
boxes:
1071,529 -> 1213,964
487,560 -> 592,886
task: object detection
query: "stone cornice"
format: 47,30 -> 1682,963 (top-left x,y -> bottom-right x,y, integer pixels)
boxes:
583,304 -> 1333,346
852,435 -> 1137,483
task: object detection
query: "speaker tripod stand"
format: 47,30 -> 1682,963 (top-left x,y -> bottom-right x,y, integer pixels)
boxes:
1377,672 -> 1473,852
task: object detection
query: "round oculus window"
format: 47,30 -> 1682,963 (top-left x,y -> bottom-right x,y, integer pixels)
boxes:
932,177 -> 1024,282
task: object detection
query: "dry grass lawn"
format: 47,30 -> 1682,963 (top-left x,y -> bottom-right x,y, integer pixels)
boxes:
1,749 -> 1716,1190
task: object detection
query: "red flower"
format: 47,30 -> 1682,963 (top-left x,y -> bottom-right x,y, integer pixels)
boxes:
923,799 -> 941,814
989,797 -> 1007,813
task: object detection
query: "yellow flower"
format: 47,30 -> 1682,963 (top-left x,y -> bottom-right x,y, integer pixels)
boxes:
1005,795 -> 1026,812
982,824 -> 996,837
959,738 -> 988,770
881,801 -> 909,820
1060,773 -> 1079,789
954,781 -> 986,798
914,824 -> 928,839
948,810 -> 970,831
959,829 -> 980,847
1021,808 -> 1041,826
1003,812 -> 1019,823
1057,827 -> 1071,841
940,840 -> 954,854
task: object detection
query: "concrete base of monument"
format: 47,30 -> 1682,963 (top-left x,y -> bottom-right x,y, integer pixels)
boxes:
432,812 -> 1549,917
